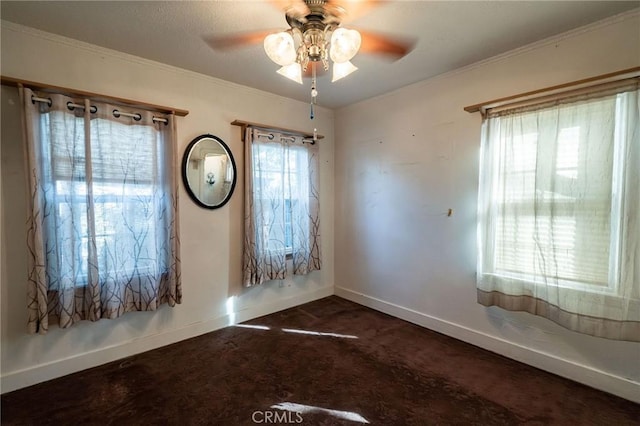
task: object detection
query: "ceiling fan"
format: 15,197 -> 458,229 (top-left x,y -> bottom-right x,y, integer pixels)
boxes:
206,0 -> 413,123
205,0 -> 413,82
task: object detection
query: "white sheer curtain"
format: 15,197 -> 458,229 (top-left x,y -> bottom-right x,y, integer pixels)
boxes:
477,85 -> 639,341
21,88 -> 181,333
243,128 -> 321,286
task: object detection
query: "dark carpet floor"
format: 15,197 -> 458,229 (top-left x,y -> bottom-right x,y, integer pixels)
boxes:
1,296 -> 638,425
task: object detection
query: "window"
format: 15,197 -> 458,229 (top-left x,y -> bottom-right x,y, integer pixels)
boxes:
252,142 -> 303,254
46,113 -> 160,285
476,83 -> 639,340
488,97 -> 622,291
243,129 -> 321,287
54,180 -> 156,283
23,89 -> 181,333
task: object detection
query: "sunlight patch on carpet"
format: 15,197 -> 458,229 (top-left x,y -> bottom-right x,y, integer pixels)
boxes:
233,325 -> 356,338
271,402 -> 369,423
234,324 -> 271,330
281,328 -> 358,339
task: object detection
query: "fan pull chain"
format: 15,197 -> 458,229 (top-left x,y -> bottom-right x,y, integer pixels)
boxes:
310,62 -> 318,120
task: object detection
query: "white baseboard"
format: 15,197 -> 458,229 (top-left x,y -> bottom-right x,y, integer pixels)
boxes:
5,284 -> 637,403
334,286 -> 640,404
1,286 -> 333,394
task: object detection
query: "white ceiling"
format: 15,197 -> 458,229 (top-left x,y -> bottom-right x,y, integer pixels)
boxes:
1,1 -> 638,109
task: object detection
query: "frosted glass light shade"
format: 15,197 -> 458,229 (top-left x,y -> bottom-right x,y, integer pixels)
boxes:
277,63 -> 303,84
264,31 -> 296,66
332,60 -> 358,82
330,28 -> 361,63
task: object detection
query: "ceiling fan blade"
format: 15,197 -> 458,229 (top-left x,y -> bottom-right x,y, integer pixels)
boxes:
356,29 -> 415,60
204,30 -> 280,50
326,0 -> 387,23
268,0 -> 310,19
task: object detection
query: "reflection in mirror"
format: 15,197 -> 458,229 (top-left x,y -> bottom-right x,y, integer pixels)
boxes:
182,134 -> 237,209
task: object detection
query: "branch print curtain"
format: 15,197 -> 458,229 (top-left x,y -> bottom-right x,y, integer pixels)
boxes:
21,87 -> 181,334
477,85 -> 639,341
243,128 -> 321,286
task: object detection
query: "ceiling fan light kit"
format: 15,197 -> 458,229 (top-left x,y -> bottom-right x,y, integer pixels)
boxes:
332,60 -> 358,83
277,63 -> 304,84
329,28 -> 361,63
264,27 -> 361,84
262,0 -> 378,122
264,31 -> 298,66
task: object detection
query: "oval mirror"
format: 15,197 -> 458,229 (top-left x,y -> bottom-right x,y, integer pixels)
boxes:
182,134 -> 237,209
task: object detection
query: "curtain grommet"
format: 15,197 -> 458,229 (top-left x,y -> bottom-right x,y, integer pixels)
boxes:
32,96 -> 52,107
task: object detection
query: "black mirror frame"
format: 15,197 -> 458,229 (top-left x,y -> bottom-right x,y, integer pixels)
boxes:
181,134 -> 237,210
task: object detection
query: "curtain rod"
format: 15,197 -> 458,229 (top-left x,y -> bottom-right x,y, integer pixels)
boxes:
231,119 -> 324,143
30,95 -> 169,123
1,75 -> 189,117
463,67 -> 640,114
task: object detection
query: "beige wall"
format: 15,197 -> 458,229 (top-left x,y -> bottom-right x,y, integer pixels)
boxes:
2,10 -> 639,402
0,21 -> 334,392
334,11 -> 640,402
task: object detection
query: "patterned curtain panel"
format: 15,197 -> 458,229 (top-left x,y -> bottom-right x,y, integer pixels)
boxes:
20,88 -> 181,334
477,86 -> 639,341
243,128 -> 321,286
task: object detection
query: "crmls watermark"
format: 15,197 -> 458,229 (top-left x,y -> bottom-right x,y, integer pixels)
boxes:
252,410 -> 303,424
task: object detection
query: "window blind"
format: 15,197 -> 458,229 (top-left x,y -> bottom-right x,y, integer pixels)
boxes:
49,114 -> 156,183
